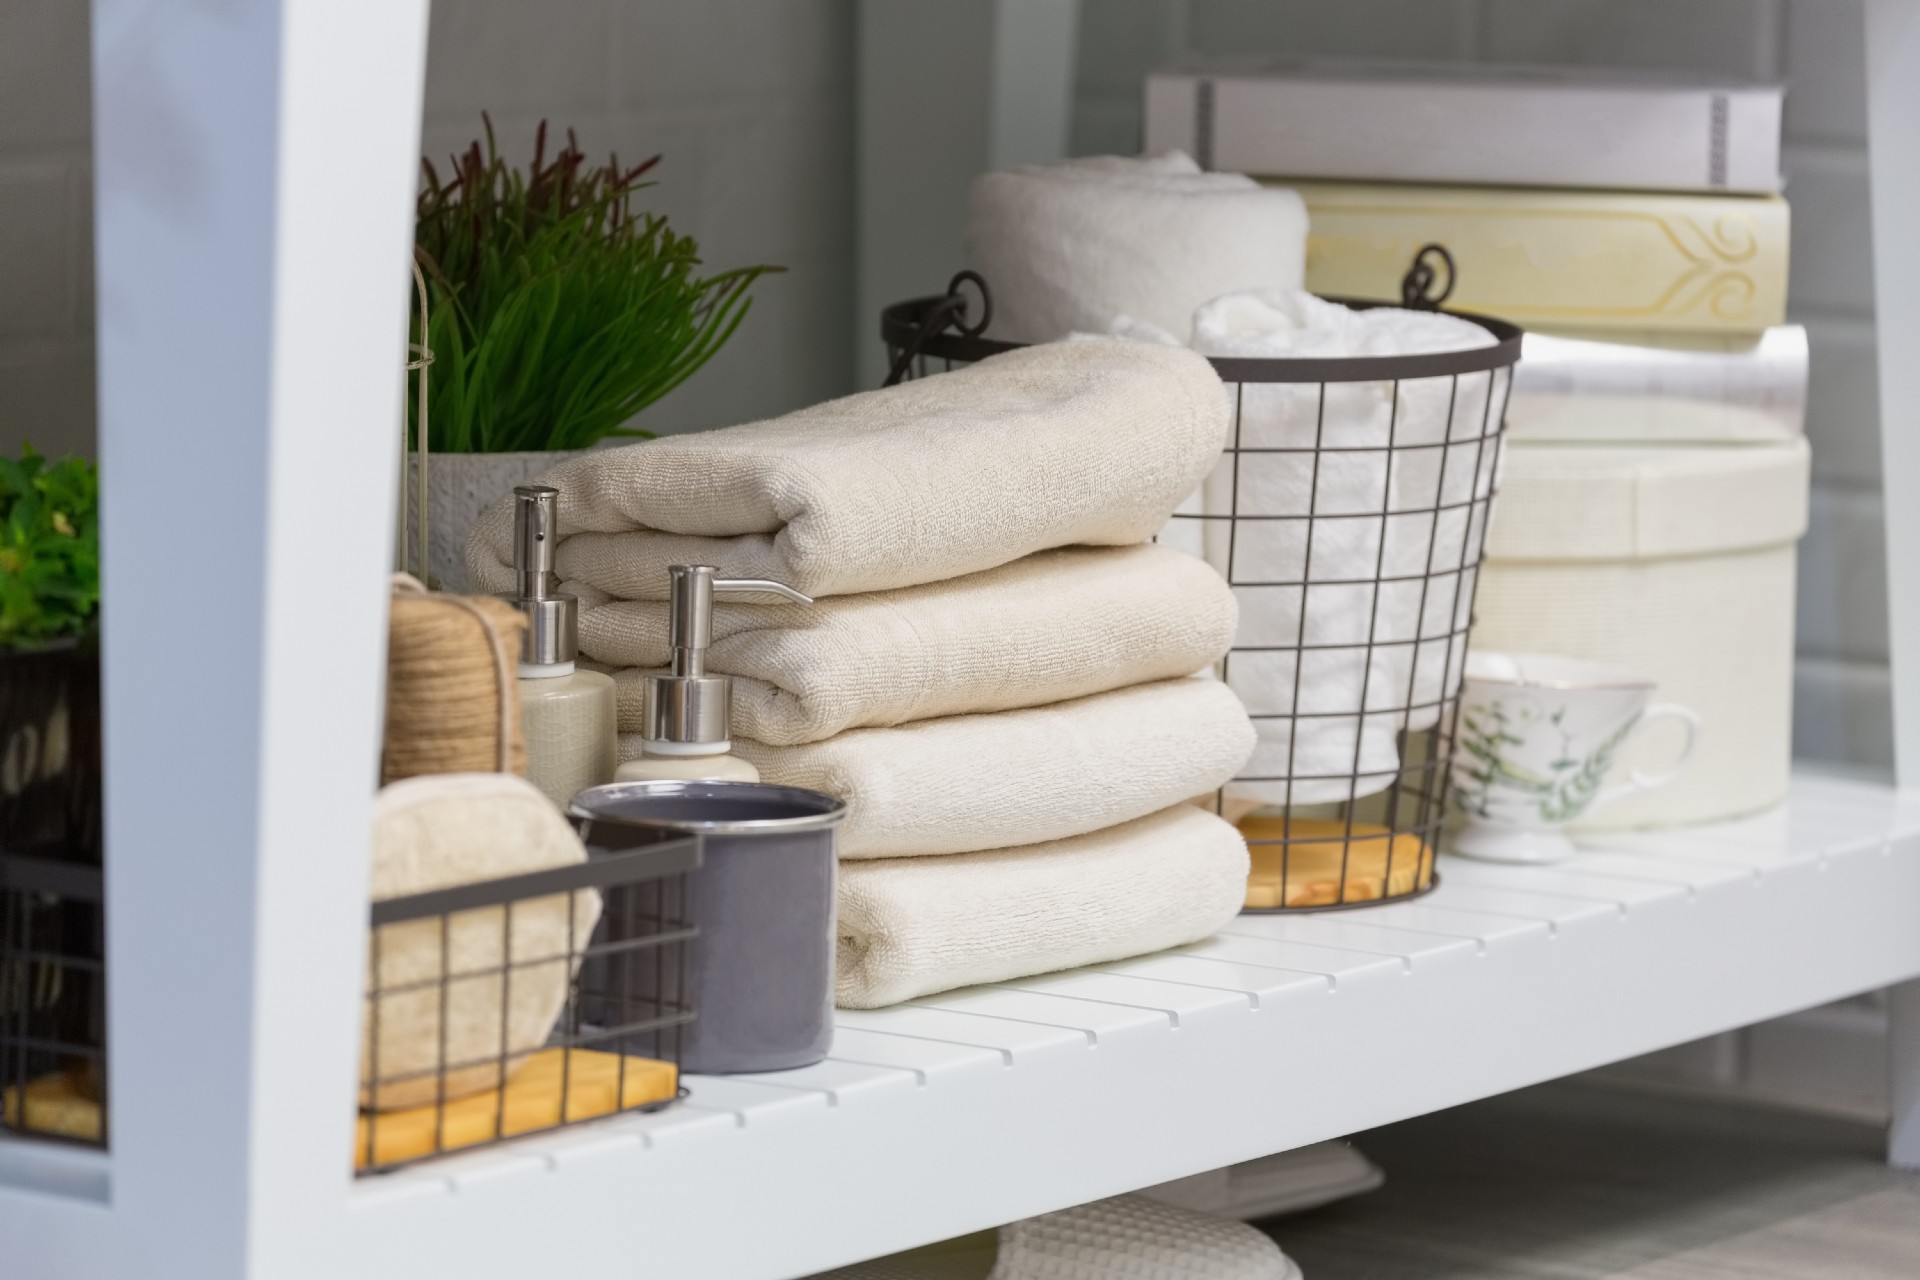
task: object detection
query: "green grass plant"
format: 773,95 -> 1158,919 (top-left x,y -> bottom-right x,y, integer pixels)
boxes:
412,117 -> 778,453
0,446 -> 99,648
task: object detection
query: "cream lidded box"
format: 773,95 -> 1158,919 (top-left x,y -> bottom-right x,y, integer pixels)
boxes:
1470,437 -> 1809,829
1276,179 -> 1790,335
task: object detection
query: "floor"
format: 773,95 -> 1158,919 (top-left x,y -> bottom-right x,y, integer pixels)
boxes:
1260,1082 -> 1918,1279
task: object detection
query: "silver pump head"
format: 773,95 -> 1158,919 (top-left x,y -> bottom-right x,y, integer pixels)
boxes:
642,564 -> 812,751
508,485 -> 578,675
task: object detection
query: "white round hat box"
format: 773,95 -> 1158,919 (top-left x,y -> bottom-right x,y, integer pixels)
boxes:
1470,437 -> 1809,830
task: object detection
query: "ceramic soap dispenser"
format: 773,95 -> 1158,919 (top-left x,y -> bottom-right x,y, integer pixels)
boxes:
509,485 -> 617,807
613,563 -> 812,783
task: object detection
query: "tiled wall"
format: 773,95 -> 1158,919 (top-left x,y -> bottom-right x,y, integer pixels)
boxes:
0,0 -> 856,462
0,2 -> 94,463
1071,0 -> 1890,772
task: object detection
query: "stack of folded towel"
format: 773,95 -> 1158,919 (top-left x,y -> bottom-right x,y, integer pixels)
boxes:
469,342 -> 1257,1009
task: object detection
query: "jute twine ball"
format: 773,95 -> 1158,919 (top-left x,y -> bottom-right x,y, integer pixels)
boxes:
362,773 -> 602,1112
382,575 -> 527,784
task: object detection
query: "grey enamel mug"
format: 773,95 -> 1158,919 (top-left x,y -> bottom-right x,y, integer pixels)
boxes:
570,779 -> 845,1074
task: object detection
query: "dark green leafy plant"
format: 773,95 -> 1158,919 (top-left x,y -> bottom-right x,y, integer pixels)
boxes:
412,117 -> 779,453
0,446 -> 100,648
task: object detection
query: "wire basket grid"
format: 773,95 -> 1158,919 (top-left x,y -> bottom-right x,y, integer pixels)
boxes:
357,814 -> 699,1174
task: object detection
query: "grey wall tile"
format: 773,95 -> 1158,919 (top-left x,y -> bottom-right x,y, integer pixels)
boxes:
1796,484 -> 1889,662
1792,654 -> 1894,767
0,162 -> 77,341
612,0 -> 851,106
659,92 -> 854,264
1075,0 -> 1182,93
1071,97 -> 1146,157
0,0 -> 90,153
1784,144 -> 1875,317
1480,0 -> 1777,78
638,249 -> 853,435
1187,0 -> 1476,61
0,339 -> 96,461
425,0 -> 615,118
1801,314 -> 1880,488
1784,0 -> 1867,144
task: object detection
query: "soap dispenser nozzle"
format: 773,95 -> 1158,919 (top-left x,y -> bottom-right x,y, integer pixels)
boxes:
645,564 -> 812,749
509,484 -> 578,675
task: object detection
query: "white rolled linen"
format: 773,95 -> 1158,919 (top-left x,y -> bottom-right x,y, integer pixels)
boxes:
966,151 -> 1309,344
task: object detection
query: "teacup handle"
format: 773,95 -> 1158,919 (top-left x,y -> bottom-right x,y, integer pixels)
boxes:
1590,703 -> 1702,814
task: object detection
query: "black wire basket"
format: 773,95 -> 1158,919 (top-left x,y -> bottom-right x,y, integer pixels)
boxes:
1,639 -> 106,1148
0,853 -> 106,1147
357,813 -> 699,1174
881,251 -> 1521,911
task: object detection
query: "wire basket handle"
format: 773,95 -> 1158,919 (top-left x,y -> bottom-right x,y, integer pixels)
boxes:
1400,244 -> 1456,311
883,270 -> 993,386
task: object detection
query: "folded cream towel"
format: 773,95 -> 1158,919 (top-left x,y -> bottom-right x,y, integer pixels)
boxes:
966,151 -> 1309,344
582,545 -> 1237,746
835,805 -> 1251,1009
467,342 -> 1229,601
620,677 -> 1255,858
743,678 -> 1253,857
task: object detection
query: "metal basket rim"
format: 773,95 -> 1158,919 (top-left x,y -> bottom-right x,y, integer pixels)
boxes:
880,294 -> 1524,383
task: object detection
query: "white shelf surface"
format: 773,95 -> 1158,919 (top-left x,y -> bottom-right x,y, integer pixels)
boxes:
321,772 -> 1920,1280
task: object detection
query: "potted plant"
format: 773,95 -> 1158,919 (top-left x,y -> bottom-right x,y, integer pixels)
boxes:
0,446 -> 101,865
408,118 -> 778,589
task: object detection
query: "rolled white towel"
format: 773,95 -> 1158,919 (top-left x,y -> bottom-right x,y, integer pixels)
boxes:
467,342 -> 1230,601
966,151 -> 1309,344
662,677 -> 1255,859
835,805 -> 1251,1010
583,545 -> 1237,746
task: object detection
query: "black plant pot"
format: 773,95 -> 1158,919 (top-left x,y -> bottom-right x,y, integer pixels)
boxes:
0,636 -> 102,865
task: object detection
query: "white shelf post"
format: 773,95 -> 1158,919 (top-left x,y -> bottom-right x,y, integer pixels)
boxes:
1866,0 -> 1920,1169
21,2 -> 431,1276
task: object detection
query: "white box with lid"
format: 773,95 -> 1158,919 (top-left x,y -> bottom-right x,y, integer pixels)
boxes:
1471,438 -> 1810,829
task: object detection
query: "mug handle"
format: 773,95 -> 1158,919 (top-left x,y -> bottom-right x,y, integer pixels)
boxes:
1589,703 -> 1702,814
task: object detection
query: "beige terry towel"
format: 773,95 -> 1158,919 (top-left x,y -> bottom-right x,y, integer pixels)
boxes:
618,677 -> 1254,858
466,342 -> 1229,601
835,804 -> 1250,1009
586,545 -> 1236,746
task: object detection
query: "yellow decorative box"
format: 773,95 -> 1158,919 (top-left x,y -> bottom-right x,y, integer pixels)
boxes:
1280,180 -> 1789,334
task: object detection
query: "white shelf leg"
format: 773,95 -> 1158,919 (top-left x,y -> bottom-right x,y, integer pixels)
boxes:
84,2 -> 428,1276
1867,0 -> 1920,787
1892,979 -> 1920,1168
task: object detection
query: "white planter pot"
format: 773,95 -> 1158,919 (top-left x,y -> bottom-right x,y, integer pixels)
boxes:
403,449 -> 582,593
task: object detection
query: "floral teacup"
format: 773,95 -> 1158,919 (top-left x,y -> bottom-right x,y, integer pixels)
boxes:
1448,652 -> 1699,863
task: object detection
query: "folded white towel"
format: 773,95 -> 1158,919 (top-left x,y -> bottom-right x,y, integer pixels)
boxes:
467,342 -> 1230,601
642,677 -> 1253,858
966,151 -> 1309,344
583,545 -> 1237,746
835,805 -> 1251,1009
1160,291 -> 1502,807
813,1193 -> 1301,1280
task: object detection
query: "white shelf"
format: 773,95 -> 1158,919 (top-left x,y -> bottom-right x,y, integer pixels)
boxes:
313,772 -> 1920,1280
